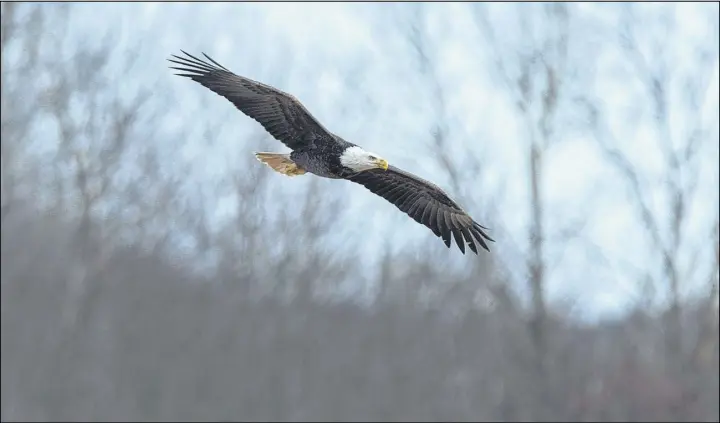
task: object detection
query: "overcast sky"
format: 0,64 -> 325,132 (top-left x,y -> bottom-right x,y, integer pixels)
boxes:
18,2 -> 718,321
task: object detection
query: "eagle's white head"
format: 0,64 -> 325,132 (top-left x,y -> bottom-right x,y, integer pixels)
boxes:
340,146 -> 389,172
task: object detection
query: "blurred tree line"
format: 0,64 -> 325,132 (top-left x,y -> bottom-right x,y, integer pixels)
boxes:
1,3 -> 718,421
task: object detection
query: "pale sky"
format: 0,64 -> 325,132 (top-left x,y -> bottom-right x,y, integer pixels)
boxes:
22,2 -> 719,321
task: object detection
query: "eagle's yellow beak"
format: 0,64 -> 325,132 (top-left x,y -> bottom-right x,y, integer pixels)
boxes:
375,158 -> 389,171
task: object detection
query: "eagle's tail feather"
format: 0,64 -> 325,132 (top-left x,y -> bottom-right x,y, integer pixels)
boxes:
254,152 -> 306,177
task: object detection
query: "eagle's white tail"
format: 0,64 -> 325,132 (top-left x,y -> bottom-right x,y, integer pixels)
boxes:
254,152 -> 307,177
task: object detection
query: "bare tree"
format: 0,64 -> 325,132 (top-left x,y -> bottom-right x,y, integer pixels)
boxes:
474,2 -> 575,368
1,4 -> 162,415
1,3 -> 48,226
41,44 -> 150,335
390,4 -> 506,318
580,4 -> 719,359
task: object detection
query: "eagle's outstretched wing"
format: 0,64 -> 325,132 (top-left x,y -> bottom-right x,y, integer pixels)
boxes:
169,51 -> 333,150
347,166 -> 494,254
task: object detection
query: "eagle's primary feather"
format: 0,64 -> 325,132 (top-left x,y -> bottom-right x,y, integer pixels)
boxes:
346,166 -> 493,254
169,50 -> 333,150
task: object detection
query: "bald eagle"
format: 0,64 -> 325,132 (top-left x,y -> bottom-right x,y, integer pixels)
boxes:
169,51 -> 494,254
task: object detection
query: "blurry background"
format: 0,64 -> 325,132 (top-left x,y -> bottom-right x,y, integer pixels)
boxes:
1,2 -> 718,421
